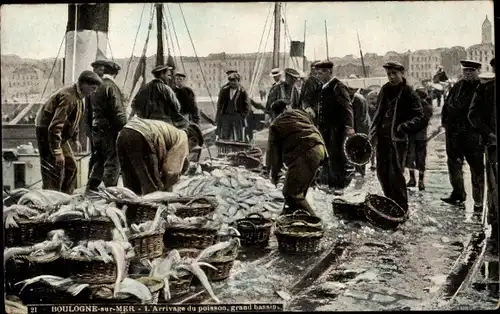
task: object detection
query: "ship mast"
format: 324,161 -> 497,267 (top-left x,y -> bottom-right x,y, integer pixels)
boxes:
272,2 -> 282,69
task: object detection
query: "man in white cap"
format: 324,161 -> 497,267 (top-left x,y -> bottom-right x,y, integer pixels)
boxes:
270,68 -> 282,85
265,68 -> 300,115
441,60 -> 484,210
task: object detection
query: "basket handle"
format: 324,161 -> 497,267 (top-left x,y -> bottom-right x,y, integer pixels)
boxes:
245,213 -> 264,219
237,220 -> 257,230
291,210 -> 311,216
289,221 -> 310,227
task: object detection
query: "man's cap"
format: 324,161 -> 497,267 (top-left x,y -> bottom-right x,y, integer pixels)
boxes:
311,60 -> 322,69
109,61 -> 121,72
367,90 -> 379,97
490,57 -> 495,67
226,69 -> 238,76
91,59 -> 108,68
269,68 -> 283,77
151,64 -> 173,74
460,60 -> 482,69
284,68 -> 300,79
271,99 -> 290,112
175,73 -> 187,78
315,60 -> 334,69
438,65 -> 444,69
228,73 -> 241,81
78,70 -> 103,85
383,61 -> 405,71
186,123 -> 204,147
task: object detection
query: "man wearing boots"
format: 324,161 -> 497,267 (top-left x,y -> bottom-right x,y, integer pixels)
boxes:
406,87 -> 433,191
368,61 -> 424,213
441,60 -> 484,211
468,57 -> 497,254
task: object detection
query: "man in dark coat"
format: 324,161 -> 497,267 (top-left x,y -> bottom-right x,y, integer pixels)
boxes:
299,61 -> 323,125
86,61 -> 127,192
468,57 -> 497,253
433,66 -> 449,83
130,65 -> 186,129
316,60 -> 355,193
266,68 -> 300,114
366,90 -> 379,170
441,60 -> 484,210
35,71 -> 102,194
267,99 -> 328,216
368,61 -> 424,212
215,73 -> 250,142
406,87 -> 433,191
348,88 -> 370,176
173,73 -> 200,124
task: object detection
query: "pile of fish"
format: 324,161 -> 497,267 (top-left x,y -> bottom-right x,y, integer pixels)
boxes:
172,166 -> 285,224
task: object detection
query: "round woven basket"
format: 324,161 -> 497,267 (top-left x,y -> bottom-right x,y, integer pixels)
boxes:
170,197 -> 218,218
276,210 -> 322,228
158,271 -> 194,300
233,213 -> 273,246
247,147 -> 263,161
343,133 -> 373,166
163,225 -> 218,250
90,277 -> 164,304
53,216 -> 114,242
63,255 -> 131,285
332,198 -> 367,221
230,152 -> 262,170
364,194 -> 407,230
215,140 -> 253,157
116,200 -> 160,225
275,221 -> 324,254
4,219 -> 51,248
202,248 -> 238,281
18,281 -> 91,305
129,231 -> 164,260
175,248 -> 201,259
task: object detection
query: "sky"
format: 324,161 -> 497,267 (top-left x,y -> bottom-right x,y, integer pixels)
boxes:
0,1 -> 495,60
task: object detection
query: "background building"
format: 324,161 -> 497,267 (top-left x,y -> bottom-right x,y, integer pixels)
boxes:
466,15 -> 495,72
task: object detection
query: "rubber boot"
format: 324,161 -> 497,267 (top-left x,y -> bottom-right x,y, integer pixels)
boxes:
418,171 -> 425,191
407,170 -> 416,187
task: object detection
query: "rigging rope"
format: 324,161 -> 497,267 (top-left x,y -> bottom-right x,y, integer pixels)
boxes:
282,3 -> 300,70
178,3 -> 216,111
107,35 -> 114,62
250,12 -> 273,98
164,4 -> 186,74
249,3 -> 273,96
122,2 -> 147,90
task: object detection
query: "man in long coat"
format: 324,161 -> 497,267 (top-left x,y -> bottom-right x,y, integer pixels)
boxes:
349,88 -> 371,176
117,118 -> 204,195
173,73 -> 200,124
215,73 -> 250,142
316,60 -> 355,193
267,99 -> 328,216
299,61 -> 323,125
369,61 -> 424,212
130,65 -> 186,129
266,68 -> 300,114
468,57 -> 497,253
441,60 -> 484,210
35,71 -> 102,194
86,61 -> 127,192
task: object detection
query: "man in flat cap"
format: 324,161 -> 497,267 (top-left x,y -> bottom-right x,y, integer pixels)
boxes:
315,60 -> 355,193
265,68 -> 300,117
266,99 -> 328,216
441,60 -> 484,210
219,70 -> 238,89
368,61 -> 424,212
298,61 -> 323,125
86,60 -> 127,192
468,57 -> 497,253
173,73 -> 200,125
35,70 -> 102,194
215,72 -> 251,142
130,64 -> 186,128
117,117 -> 204,195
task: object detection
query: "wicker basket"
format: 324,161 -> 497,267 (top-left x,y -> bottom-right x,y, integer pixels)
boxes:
229,152 -> 263,170
116,200 -> 161,225
343,133 -> 373,166
364,194 -> 407,230
275,221 -> 324,254
4,219 -> 51,247
18,281 -> 90,305
215,140 -> 253,157
164,225 -> 218,250
129,231 -> 164,260
63,255 -> 131,284
175,248 -> 201,259
233,213 -> 273,246
92,277 -> 164,304
169,197 -> 218,218
203,248 -> 238,281
332,198 -> 367,221
276,210 -> 323,228
158,272 -> 194,300
54,217 -> 114,242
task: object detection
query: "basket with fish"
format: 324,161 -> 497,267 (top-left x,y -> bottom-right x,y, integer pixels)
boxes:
199,239 -> 240,281
169,196 -> 218,218
364,194 -> 407,230
233,213 -> 273,246
163,216 -> 219,250
4,205 -> 55,247
129,207 -> 167,260
275,220 -> 324,254
61,241 -> 134,285
228,151 -> 263,170
215,140 -> 253,157
15,276 -> 91,305
89,277 -> 164,304
332,198 -> 367,221
116,199 -> 162,225
275,209 -> 323,229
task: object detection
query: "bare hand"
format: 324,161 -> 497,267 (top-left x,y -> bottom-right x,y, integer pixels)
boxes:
346,127 -> 355,137
55,154 -> 65,168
